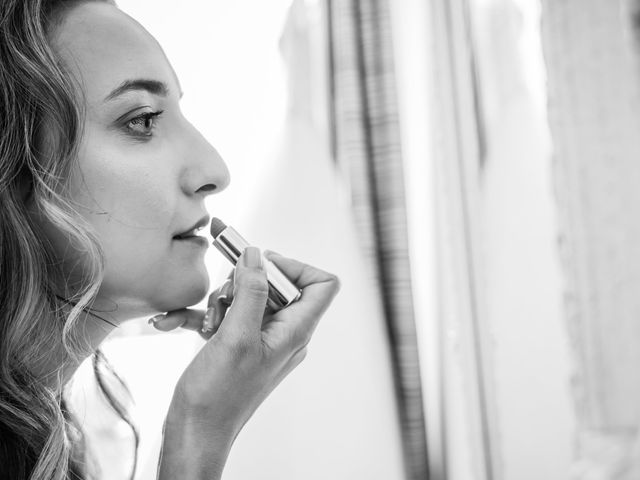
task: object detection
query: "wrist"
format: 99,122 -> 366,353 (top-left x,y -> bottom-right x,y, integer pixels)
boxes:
158,408 -> 235,480
166,388 -> 243,439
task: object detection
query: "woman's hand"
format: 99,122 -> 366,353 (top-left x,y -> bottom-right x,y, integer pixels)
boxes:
155,248 -> 340,480
149,269 -> 235,340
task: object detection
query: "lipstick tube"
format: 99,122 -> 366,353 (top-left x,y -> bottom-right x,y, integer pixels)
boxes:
210,220 -> 302,312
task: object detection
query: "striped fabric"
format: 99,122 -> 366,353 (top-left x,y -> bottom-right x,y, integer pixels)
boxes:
327,0 -> 429,478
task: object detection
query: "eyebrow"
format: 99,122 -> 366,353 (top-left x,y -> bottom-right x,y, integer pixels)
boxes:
104,79 -> 183,102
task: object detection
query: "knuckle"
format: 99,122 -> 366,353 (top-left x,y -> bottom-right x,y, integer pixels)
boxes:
328,273 -> 341,292
210,280 -> 232,304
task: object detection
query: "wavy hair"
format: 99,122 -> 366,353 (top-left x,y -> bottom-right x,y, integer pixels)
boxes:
0,0 -> 137,479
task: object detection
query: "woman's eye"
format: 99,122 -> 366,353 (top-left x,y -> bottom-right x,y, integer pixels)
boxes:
126,110 -> 164,137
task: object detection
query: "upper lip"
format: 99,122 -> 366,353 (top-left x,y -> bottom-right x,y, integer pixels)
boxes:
173,215 -> 210,239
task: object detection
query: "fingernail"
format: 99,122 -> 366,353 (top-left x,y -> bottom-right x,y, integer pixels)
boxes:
201,307 -> 215,333
243,246 -> 262,268
148,313 -> 166,326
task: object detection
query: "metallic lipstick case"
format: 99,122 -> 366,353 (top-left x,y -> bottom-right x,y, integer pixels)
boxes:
212,225 -> 302,312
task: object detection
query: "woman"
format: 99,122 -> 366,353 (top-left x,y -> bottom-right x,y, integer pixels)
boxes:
0,0 -> 341,479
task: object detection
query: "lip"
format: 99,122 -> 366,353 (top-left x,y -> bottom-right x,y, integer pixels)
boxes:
173,215 -> 210,239
175,236 -> 209,248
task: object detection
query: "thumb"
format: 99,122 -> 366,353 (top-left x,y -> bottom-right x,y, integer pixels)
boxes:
217,246 -> 269,340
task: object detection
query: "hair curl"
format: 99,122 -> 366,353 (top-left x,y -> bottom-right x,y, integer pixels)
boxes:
0,1 -> 137,479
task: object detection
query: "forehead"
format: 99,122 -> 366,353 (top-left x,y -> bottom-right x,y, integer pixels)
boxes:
50,2 -> 179,103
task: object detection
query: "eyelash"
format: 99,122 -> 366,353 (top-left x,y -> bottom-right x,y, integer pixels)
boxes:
126,110 -> 164,137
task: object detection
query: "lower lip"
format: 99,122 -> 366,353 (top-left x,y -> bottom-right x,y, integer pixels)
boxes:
174,236 -> 209,248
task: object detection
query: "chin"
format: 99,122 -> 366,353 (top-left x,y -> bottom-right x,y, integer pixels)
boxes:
158,268 -> 210,312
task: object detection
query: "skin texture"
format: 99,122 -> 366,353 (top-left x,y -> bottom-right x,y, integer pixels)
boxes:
32,2 -> 230,321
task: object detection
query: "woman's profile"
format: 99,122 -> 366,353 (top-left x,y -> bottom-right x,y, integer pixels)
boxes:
0,0 -> 340,478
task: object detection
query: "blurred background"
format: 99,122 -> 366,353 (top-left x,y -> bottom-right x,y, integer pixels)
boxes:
67,0 -> 640,479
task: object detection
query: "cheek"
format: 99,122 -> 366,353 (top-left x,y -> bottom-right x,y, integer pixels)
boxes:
73,153 -> 173,274
71,151 -> 172,231
70,136 -> 208,313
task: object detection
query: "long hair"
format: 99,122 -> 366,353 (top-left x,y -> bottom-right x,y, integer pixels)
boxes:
0,0 -> 136,478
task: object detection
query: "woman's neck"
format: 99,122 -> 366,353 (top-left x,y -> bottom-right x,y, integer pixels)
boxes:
64,311 -> 118,385
36,307 -> 119,391
36,291 -> 160,391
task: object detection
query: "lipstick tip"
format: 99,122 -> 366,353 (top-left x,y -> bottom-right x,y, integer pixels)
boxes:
210,217 -> 227,238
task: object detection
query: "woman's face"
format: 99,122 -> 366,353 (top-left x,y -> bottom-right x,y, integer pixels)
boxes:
37,2 -> 230,319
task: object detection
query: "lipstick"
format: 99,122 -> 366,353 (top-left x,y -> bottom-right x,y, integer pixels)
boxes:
210,218 -> 302,312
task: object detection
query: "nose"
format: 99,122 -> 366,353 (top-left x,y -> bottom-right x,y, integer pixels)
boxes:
180,123 -> 230,197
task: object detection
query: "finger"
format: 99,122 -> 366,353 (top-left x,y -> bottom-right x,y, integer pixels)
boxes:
200,292 -> 218,335
287,281 -> 339,322
150,271 -> 237,337
263,278 -> 338,346
207,286 -> 232,335
217,277 -> 235,305
264,251 -> 340,316
202,277 -> 235,335
217,246 -> 269,340
150,308 -> 202,332
222,267 -> 235,286
263,250 -> 339,290
263,254 -> 340,341
212,296 -> 230,333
